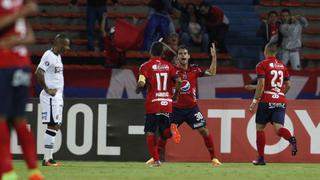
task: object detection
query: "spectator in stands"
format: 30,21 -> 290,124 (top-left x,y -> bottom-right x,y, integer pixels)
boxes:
199,2 -> 229,53
180,3 -> 209,52
70,0 -> 118,51
271,9 -> 308,70
142,0 -> 178,51
257,11 -> 280,60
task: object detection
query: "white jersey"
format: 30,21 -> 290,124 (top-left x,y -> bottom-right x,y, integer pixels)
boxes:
37,49 -> 64,95
38,49 -> 64,124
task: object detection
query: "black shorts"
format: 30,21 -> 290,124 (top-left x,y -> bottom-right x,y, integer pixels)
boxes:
144,113 -> 171,133
0,68 -> 31,118
171,106 -> 206,129
255,102 -> 286,125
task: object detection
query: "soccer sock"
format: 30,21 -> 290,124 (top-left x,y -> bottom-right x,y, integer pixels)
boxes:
44,129 -> 57,161
256,131 -> 266,157
146,134 -> 159,161
202,134 -> 215,159
157,138 -> 167,154
13,120 -> 37,169
278,127 -> 292,141
158,128 -> 171,154
0,120 -> 13,173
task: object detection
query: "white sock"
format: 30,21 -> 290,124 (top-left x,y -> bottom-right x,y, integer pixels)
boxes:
43,129 -> 57,161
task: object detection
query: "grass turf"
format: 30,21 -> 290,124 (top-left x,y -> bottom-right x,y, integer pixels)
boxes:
13,160 -> 320,180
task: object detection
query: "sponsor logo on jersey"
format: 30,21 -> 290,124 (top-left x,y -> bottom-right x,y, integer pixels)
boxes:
181,80 -> 191,92
152,64 -> 169,71
55,66 -> 63,73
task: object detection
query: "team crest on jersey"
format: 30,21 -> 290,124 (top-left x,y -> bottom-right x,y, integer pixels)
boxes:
45,61 -> 50,66
269,63 -> 274,68
181,80 -> 191,92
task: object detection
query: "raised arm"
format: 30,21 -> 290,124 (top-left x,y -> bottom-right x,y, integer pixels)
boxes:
204,43 -> 217,76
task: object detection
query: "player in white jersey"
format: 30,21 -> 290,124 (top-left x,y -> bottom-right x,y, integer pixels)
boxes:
35,34 -> 70,166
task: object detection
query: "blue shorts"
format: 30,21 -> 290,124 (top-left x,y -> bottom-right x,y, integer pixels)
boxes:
0,68 -> 31,118
171,106 -> 206,129
144,113 -> 171,133
255,102 -> 286,125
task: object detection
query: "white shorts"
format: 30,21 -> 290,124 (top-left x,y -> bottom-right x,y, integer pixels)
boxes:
40,90 -> 63,125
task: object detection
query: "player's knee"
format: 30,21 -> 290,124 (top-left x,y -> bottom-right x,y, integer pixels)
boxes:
198,127 -> 209,137
256,124 -> 265,131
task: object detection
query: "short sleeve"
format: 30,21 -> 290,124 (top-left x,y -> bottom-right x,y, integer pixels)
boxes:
256,62 -> 265,78
37,51 -> 53,72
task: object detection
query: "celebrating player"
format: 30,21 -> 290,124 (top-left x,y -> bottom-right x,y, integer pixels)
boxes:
0,0 -> 44,179
147,43 -> 222,166
249,42 -> 297,165
35,34 -> 70,167
136,41 -> 182,167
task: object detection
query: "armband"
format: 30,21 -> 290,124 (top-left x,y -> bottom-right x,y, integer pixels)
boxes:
138,74 -> 146,84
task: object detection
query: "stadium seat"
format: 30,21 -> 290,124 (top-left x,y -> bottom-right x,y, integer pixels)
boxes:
305,2 -> 320,8
303,55 -> 320,61
280,1 -> 304,7
31,50 -> 232,61
304,28 -> 320,35
259,0 -> 280,7
32,24 -> 87,31
304,42 -> 320,48
36,0 -> 203,6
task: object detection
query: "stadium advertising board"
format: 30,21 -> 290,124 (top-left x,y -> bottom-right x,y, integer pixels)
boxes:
32,67 -> 320,99
12,99 -> 320,162
166,100 -> 320,163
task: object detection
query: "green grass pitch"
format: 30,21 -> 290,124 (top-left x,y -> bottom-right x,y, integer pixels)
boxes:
13,160 -> 320,180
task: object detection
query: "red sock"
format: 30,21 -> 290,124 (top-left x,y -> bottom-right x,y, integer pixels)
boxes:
157,138 -> 167,154
0,120 -> 13,173
13,120 -> 37,169
202,134 -> 215,159
158,128 -> 170,154
256,131 -> 266,157
146,134 -> 159,161
278,127 -> 292,141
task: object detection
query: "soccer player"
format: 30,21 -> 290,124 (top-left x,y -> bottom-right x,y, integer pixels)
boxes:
147,43 -> 222,166
35,34 -> 70,166
0,1 -> 45,180
136,41 -> 182,167
249,42 -> 297,165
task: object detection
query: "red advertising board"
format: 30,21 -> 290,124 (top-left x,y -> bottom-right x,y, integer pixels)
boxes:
166,99 -> 320,163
